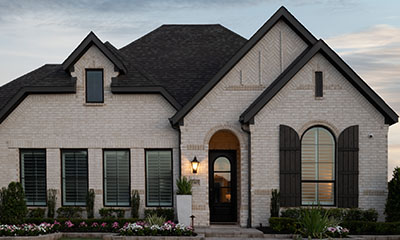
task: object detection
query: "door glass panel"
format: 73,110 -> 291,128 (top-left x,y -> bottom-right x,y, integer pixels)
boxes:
214,173 -> 231,187
214,187 -> 231,203
214,157 -> 230,171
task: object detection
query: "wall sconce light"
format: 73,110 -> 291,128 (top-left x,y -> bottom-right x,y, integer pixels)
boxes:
191,156 -> 199,174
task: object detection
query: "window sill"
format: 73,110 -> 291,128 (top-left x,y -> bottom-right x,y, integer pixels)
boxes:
84,103 -> 106,106
315,96 -> 324,100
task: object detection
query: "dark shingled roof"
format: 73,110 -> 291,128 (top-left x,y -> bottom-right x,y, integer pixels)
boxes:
0,64 -> 73,110
114,24 -> 247,106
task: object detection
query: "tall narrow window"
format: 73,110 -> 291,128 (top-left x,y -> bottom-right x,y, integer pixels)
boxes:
301,127 -> 335,205
315,71 -> 323,97
20,149 -> 46,206
146,150 -> 173,207
86,69 -> 103,103
104,150 -> 130,206
62,150 -> 88,206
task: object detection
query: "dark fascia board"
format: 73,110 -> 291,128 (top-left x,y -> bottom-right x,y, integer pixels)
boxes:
111,86 -> 182,110
0,80 -> 77,125
62,32 -> 127,74
169,6 -> 317,126
240,40 -> 399,125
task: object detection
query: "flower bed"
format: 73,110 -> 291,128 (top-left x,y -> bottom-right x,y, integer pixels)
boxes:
0,220 -> 194,237
120,221 -> 194,236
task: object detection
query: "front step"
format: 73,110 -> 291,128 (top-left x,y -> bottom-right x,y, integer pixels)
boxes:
196,226 -> 264,238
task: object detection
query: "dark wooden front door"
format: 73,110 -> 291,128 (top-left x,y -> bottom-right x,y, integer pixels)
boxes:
209,150 -> 237,223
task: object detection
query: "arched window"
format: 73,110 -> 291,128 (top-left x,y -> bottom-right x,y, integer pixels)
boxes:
301,127 -> 335,205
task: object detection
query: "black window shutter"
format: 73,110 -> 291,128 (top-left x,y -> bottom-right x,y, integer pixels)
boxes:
279,125 -> 301,207
315,71 -> 323,97
338,125 -> 359,208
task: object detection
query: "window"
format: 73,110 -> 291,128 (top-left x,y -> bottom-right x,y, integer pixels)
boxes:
146,150 -> 173,207
20,149 -> 46,206
104,150 -> 130,206
301,127 -> 335,205
62,150 -> 88,206
315,71 -> 323,97
86,69 -> 103,103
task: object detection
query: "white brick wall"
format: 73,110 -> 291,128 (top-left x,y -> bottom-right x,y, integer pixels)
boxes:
181,20 -> 308,227
0,45 -> 179,218
251,53 -> 388,225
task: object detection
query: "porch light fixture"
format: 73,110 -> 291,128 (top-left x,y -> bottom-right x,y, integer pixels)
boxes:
191,156 -> 199,174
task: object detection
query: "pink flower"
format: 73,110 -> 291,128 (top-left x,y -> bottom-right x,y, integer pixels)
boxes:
101,222 -> 107,227
327,227 -> 336,233
112,222 -> 119,229
65,221 -> 74,228
91,222 -> 99,227
79,221 -> 87,227
343,228 -> 349,233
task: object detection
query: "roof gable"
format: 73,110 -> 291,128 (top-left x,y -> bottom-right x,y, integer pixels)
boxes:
169,6 -> 317,126
240,40 -> 398,125
62,32 -> 127,73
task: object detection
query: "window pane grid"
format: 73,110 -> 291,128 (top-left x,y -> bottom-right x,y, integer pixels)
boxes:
146,150 -> 172,207
21,149 -> 46,206
301,127 -> 335,205
104,150 -> 130,206
62,150 -> 88,206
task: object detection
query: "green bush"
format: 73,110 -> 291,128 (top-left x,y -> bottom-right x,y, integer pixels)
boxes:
56,207 -> 83,218
131,190 -> 140,219
270,189 -> 280,217
99,208 -> 125,219
47,189 -> 57,218
176,176 -> 192,195
385,167 -> 400,222
146,214 -> 166,226
342,220 -> 400,235
27,208 -> 46,218
269,217 -> 296,233
0,182 -> 28,224
144,208 -> 174,221
280,207 -> 378,222
296,206 -> 333,239
86,189 -> 95,219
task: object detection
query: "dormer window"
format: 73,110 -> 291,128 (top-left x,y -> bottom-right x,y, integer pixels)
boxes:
86,69 -> 104,103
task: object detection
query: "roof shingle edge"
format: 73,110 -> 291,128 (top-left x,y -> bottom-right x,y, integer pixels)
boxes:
239,40 -> 399,125
169,6 -> 317,126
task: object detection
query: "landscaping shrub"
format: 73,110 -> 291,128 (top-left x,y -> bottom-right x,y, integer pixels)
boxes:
268,217 -> 296,233
385,167 -> 400,222
47,189 -> 57,218
56,206 -> 83,218
280,207 -> 378,222
131,190 -> 140,219
119,221 -> 194,236
27,208 -> 46,218
342,220 -> 400,235
144,208 -> 174,221
270,189 -> 280,217
86,189 -> 95,219
146,214 -> 166,226
99,208 -> 126,219
296,206 -> 333,238
176,176 -> 192,195
0,182 -> 27,224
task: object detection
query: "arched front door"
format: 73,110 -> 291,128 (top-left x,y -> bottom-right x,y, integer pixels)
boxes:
209,150 -> 237,223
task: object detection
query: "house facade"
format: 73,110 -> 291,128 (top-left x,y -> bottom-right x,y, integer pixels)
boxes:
0,7 -> 397,227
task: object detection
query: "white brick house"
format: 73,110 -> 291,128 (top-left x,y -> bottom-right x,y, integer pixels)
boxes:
0,7 -> 397,227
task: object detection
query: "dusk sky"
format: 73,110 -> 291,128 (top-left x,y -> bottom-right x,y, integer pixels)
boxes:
0,0 -> 399,179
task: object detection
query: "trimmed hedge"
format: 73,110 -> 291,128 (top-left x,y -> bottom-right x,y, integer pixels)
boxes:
281,208 -> 378,222
342,220 -> 400,235
269,217 -> 296,233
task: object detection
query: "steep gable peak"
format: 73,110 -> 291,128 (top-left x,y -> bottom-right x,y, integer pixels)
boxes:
62,31 -> 127,74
